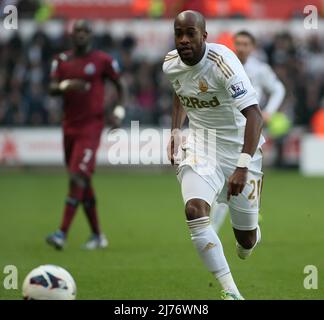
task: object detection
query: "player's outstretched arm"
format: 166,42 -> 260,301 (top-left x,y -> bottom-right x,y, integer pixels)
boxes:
168,94 -> 187,165
227,104 -> 263,200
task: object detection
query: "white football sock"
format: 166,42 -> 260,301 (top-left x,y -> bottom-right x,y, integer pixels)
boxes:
210,203 -> 228,233
187,216 -> 240,295
217,273 -> 241,296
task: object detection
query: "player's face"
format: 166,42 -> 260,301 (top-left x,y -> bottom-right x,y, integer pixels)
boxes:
174,22 -> 207,65
234,35 -> 254,63
72,23 -> 92,49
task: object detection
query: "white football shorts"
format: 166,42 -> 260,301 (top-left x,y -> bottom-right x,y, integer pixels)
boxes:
176,148 -> 263,231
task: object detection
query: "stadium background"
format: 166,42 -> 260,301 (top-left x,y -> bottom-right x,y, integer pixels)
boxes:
0,0 -> 324,300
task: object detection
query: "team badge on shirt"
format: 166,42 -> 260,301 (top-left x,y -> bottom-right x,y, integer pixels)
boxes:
199,78 -> 208,93
228,81 -> 247,99
84,63 -> 96,75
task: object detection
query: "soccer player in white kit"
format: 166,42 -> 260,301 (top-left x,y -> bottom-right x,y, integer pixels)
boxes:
163,11 -> 264,300
211,30 -> 285,233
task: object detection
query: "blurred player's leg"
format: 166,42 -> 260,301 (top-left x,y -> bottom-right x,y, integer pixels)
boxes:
82,182 -> 108,250
180,166 -> 243,300
46,173 -> 86,249
60,174 -> 86,233
210,202 -> 229,233
83,183 -> 100,235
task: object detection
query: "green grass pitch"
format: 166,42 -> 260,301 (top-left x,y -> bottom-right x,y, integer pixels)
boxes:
0,169 -> 323,300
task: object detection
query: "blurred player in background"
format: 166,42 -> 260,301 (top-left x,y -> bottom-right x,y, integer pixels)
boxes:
211,30 -> 285,233
164,11 -> 264,299
46,20 -> 123,250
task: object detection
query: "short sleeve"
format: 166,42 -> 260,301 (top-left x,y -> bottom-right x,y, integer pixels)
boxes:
221,49 -> 259,111
103,54 -> 120,82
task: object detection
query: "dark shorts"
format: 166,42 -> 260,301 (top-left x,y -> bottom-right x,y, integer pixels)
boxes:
63,134 -> 101,177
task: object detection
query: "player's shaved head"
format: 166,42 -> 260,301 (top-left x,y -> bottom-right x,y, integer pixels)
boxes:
173,10 -> 207,66
174,10 -> 206,33
73,19 -> 92,33
71,19 -> 92,54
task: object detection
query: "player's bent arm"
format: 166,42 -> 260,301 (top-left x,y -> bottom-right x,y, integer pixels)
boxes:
49,80 -> 64,96
49,79 -> 90,96
241,104 -> 264,158
227,104 -> 263,200
111,78 -> 124,105
168,94 -> 187,165
171,94 -> 187,132
263,79 -> 285,115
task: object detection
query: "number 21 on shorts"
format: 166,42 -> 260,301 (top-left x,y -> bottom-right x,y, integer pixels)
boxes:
248,178 -> 263,202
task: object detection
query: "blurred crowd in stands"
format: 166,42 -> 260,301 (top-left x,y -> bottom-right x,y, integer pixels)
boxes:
0,28 -> 324,129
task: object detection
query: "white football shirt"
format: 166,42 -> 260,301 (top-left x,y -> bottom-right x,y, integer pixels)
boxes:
163,42 -> 265,161
244,55 -> 285,115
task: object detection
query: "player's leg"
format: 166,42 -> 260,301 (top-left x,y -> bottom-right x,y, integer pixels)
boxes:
230,206 -> 261,259
82,180 -> 108,250
75,137 -> 108,249
179,166 -> 243,300
210,202 -> 229,233
46,135 -> 81,249
228,169 -> 263,259
60,172 -> 88,233
83,181 -> 100,235
46,172 -> 87,249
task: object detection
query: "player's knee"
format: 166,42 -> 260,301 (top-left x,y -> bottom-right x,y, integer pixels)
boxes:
70,173 -> 89,189
185,199 -> 210,221
234,229 -> 257,249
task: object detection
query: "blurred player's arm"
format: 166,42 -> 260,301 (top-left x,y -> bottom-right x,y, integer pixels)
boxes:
261,65 -> 286,122
103,57 -> 126,128
49,58 -> 89,96
103,57 -> 124,105
168,94 -> 187,165
106,78 -> 125,129
111,78 -> 124,105
49,79 -> 90,96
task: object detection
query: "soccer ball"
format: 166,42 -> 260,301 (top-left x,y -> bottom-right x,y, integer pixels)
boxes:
22,265 -> 76,300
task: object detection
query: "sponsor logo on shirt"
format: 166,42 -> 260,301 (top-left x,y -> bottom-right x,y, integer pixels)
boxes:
178,94 -> 220,109
84,63 -> 96,75
229,81 -> 247,99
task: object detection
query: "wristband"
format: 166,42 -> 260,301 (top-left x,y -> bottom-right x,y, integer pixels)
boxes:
59,80 -> 70,91
113,105 -> 126,120
236,153 -> 252,168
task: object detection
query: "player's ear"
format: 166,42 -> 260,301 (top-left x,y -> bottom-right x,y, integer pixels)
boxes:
203,31 -> 208,41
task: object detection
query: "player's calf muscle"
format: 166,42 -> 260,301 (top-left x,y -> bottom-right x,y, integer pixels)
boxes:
185,199 -> 210,220
233,228 -> 257,249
